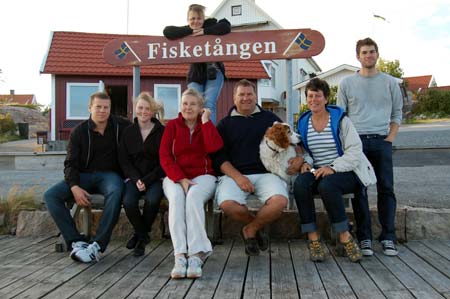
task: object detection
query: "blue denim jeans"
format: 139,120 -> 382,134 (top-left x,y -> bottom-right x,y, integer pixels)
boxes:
188,69 -> 224,124
44,172 -> 124,251
352,135 -> 397,242
122,180 -> 163,239
294,171 -> 360,234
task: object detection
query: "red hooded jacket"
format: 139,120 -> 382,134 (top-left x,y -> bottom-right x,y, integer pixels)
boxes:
159,113 -> 224,181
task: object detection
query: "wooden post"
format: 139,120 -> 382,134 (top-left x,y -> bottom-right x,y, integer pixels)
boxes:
132,65 -> 140,119
286,59 -> 294,127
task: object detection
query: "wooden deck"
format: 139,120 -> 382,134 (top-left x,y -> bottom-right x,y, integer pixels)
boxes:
1,235 -> 450,298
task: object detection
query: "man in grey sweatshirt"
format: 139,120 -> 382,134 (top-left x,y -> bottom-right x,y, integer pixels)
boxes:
337,37 -> 403,257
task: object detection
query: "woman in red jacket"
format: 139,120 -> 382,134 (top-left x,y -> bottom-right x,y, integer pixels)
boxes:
159,88 -> 224,279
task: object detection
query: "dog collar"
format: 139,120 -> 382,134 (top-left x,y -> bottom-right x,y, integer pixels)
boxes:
265,140 -> 280,154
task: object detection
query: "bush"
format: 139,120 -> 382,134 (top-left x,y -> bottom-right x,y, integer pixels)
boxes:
0,113 -> 17,135
0,186 -> 41,234
412,90 -> 450,117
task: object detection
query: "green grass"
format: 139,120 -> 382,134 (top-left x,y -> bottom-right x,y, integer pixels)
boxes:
403,118 -> 450,124
0,134 -> 21,143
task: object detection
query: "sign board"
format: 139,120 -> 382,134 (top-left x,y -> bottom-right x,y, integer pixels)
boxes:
103,29 -> 325,66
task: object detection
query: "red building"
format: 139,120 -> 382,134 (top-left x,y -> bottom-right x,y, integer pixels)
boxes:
41,31 -> 269,140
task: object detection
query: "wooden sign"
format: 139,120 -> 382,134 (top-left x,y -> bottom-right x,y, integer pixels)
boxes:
103,29 -> 325,66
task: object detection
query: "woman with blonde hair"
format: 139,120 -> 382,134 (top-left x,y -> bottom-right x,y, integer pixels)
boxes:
160,88 -> 223,278
119,91 -> 165,256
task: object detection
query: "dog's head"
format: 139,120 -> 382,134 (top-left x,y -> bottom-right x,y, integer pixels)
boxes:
265,122 -> 300,150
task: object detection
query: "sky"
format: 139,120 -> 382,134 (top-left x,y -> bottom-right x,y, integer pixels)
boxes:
1,0 -> 449,106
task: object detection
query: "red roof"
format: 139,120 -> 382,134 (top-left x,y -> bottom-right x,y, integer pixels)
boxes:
41,31 -> 269,79
403,75 -> 433,92
421,85 -> 450,93
0,94 -> 35,105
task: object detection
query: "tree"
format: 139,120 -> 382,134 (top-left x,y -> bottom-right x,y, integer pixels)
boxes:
377,58 -> 404,78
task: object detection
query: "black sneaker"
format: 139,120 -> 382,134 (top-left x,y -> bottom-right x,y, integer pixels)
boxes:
126,234 -> 139,249
256,229 -> 269,251
360,239 -> 374,256
240,229 -> 259,256
381,240 -> 398,256
133,239 -> 146,257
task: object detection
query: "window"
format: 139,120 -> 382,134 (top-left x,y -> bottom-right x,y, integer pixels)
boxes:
231,5 -> 242,16
66,83 -> 100,119
154,84 -> 181,120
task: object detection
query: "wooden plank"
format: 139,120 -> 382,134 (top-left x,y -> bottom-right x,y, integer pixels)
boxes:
0,237 -> 56,265
242,243 -> 270,299
315,243 -> 357,299
398,243 -> 450,297
68,242 -> 163,299
16,242 -> 122,298
420,240 -> 450,262
270,241 -> 298,298
42,245 -> 131,298
0,236 -> 53,257
185,240 -> 234,299
289,240 -> 327,299
375,244 -> 445,299
98,240 -> 173,299
0,253 -> 76,298
213,241 -> 248,299
360,246 -> 415,299
329,245 -> 385,299
126,249 -> 174,298
406,241 -> 450,279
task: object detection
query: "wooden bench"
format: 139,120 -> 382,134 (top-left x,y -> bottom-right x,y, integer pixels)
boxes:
55,195 -> 218,252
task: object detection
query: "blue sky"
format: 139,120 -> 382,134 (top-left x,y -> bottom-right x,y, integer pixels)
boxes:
1,0 -> 449,105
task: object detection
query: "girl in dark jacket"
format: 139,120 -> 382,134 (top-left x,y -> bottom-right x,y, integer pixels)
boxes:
163,4 -> 231,124
119,92 -> 165,256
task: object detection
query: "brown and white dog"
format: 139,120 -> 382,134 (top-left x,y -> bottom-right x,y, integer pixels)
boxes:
259,122 -> 300,182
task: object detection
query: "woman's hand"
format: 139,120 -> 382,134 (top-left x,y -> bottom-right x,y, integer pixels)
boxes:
201,108 -> 212,124
191,28 -> 204,36
314,166 -> 335,179
179,178 -> 197,194
136,179 -> 146,192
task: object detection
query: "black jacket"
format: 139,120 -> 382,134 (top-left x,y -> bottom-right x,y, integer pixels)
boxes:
163,18 -> 231,84
119,118 -> 165,187
64,116 -> 131,188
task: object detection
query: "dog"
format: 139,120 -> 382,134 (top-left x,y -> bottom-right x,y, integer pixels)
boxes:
259,122 -> 300,182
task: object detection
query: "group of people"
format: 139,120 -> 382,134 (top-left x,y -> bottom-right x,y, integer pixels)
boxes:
44,2 -> 402,280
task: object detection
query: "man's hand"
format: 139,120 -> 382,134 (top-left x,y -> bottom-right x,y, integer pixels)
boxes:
234,174 -> 255,193
287,156 -> 304,175
300,162 -> 312,174
179,178 -> 196,194
70,185 -> 91,207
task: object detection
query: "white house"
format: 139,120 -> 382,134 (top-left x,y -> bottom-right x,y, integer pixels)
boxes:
293,64 -> 359,106
211,0 -> 322,121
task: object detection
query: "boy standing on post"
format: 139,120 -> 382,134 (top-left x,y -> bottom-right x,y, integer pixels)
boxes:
338,38 -> 403,256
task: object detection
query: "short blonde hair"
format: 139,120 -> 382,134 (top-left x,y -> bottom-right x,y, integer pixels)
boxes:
188,4 -> 205,19
182,88 -> 205,108
135,91 -> 165,120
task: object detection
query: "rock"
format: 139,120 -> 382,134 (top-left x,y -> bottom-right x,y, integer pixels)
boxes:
0,106 -> 48,138
405,207 -> 450,240
15,210 -> 59,237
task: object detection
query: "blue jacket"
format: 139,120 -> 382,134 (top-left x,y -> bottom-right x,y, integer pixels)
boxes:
297,105 -> 345,158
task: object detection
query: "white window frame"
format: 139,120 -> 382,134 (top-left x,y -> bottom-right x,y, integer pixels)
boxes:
66,82 -> 100,120
154,84 -> 181,120
231,5 -> 242,16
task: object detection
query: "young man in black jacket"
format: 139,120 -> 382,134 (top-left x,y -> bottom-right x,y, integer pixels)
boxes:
44,92 -> 130,263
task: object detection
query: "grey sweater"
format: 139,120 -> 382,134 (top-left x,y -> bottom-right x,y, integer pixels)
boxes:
337,72 -> 403,135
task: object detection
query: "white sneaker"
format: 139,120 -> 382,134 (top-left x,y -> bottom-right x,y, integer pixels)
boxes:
381,240 -> 398,256
69,241 -> 89,259
187,256 -> 203,278
171,255 -> 187,279
360,239 -> 374,256
72,241 -> 101,263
